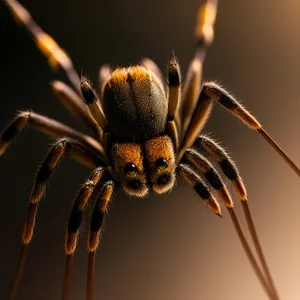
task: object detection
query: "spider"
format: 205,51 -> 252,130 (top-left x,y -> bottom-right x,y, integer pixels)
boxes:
1,0 -> 299,299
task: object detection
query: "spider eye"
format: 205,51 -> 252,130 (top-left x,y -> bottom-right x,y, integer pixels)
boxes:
156,158 -> 168,170
124,163 -> 137,176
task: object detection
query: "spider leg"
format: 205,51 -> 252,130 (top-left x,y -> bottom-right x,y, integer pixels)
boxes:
63,167 -> 104,300
79,78 -> 113,156
0,111 -> 105,160
201,82 -> 300,176
178,81 -> 300,178
166,57 -> 181,149
177,84 -> 213,161
177,163 -> 221,216
179,0 -> 299,176
27,139 -> 102,244
3,0 -> 104,138
180,0 -> 218,135
80,78 -> 107,132
51,81 -> 101,137
182,148 -> 279,299
180,59 -> 202,136
3,0 -> 80,92
193,135 -> 281,300
87,181 -> 114,300
194,136 -> 246,199
183,149 -> 232,208
9,138 -> 103,300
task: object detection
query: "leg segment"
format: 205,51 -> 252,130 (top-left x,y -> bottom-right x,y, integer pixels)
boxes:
178,163 -> 221,216
182,147 -> 278,299
65,167 -> 103,255
80,77 -> 107,131
180,0 -> 256,194
51,81 -> 101,137
194,135 -> 246,199
80,77 -> 110,153
178,162 -> 274,295
88,180 -> 114,253
0,111 -> 105,160
166,57 -> 181,149
226,207 -> 277,300
9,139 -> 102,300
87,181 -> 114,300
179,0 -> 299,178
180,59 -> 202,136
24,139 -> 101,244
3,0 -> 80,91
194,135 -> 280,299
178,81 -> 300,180
180,0 -> 218,137
177,85 -> 213,161
183,148 -> 233,207
202,82 -> 260,130
62,167 -> 103,300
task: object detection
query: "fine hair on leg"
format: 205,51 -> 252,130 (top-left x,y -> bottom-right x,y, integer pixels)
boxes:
63,167 -> 104,300
0,111 -> 106,160
8,139 -> 102,300
86,181 -> 114,300
166,56 -> 181,149
51,81 -> 101,137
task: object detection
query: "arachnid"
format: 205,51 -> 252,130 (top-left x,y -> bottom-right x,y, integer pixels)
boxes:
0,0 -> 300,298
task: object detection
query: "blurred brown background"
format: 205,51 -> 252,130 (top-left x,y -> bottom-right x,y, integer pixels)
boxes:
0,0 -> 299,299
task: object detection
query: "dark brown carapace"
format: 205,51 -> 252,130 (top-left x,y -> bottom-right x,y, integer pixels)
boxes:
2,0 -> 300,300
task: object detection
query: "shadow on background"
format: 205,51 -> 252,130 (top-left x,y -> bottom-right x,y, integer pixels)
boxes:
0,0 -> 299,299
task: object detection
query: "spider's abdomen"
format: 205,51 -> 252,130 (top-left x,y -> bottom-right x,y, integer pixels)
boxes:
103,66 -> 167,141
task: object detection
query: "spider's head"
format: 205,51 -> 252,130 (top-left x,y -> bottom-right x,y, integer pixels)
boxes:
111,136 -> 176,196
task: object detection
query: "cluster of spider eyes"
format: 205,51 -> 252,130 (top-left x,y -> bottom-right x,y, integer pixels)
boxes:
124,158 -> 168,176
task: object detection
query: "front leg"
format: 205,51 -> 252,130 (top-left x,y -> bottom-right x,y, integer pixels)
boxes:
178,82 -> 300,179
0,111 -> 105,158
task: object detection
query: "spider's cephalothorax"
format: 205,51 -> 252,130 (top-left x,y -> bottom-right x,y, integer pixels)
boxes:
103,66 -> 176,197
2,0 -> 299,300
